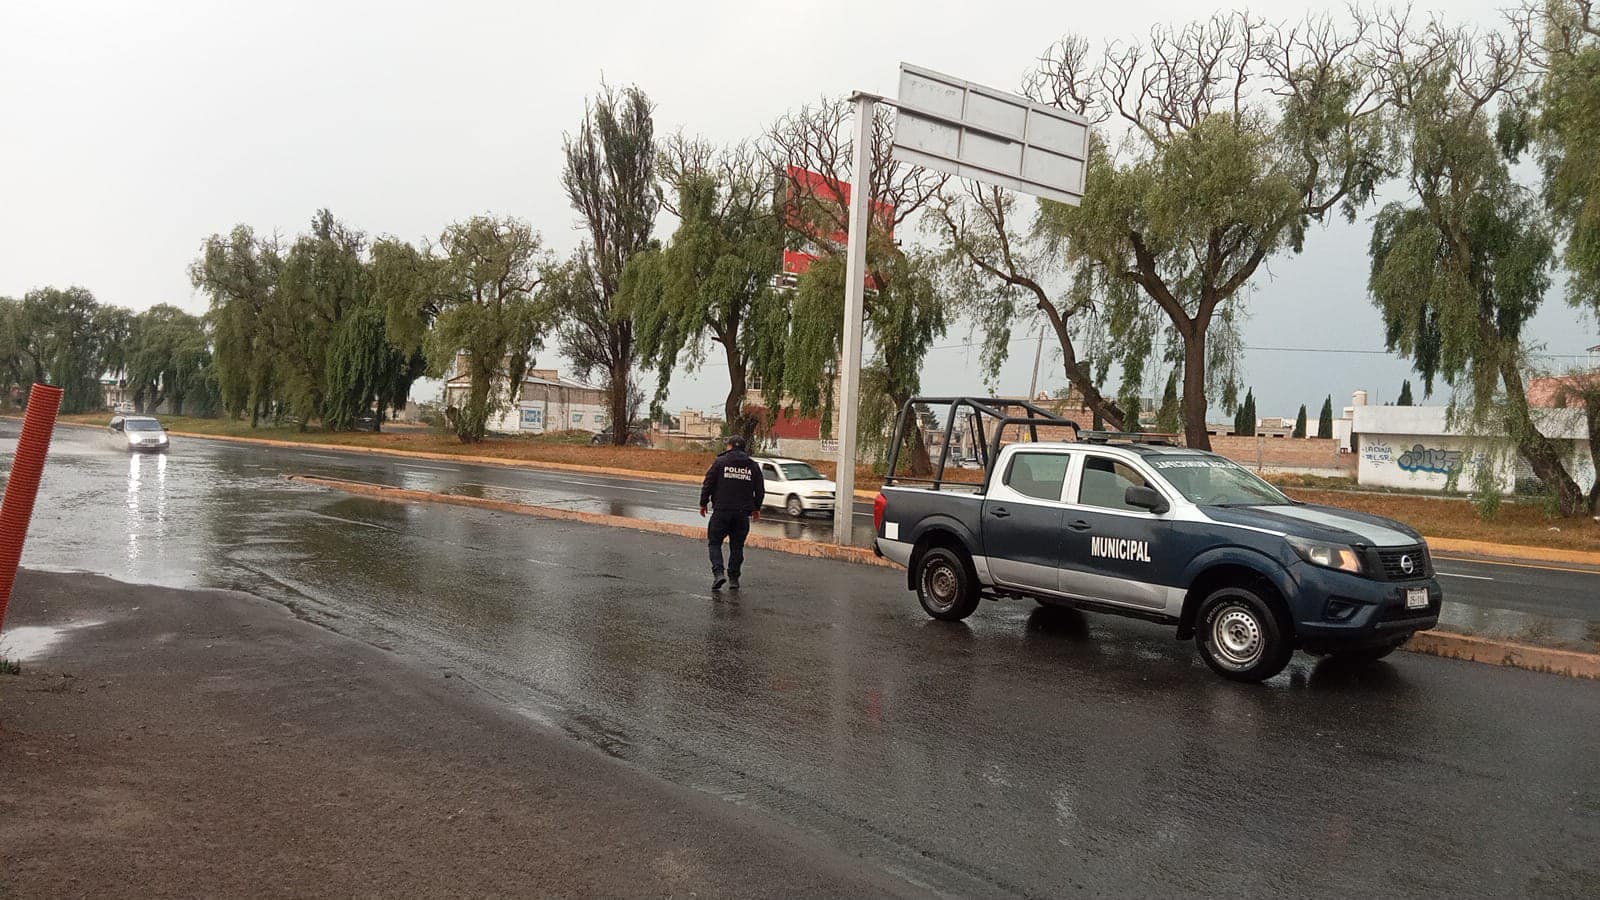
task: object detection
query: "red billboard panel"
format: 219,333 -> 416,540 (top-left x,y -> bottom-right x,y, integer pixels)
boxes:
781,165 -> 894,280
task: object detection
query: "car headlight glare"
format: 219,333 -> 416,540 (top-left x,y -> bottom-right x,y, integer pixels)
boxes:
1287,536 -> 1363,574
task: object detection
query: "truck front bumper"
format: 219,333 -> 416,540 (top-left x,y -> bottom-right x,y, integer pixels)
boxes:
1288,562 -> 1442,651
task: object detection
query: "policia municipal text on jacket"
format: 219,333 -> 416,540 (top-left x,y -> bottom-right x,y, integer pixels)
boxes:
699,436 -> 765,591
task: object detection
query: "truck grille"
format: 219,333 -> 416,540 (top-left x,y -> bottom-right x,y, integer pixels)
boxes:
1373,545 -> 1431,580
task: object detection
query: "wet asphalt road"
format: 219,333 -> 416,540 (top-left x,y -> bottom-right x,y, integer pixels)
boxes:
43,421 -> 1600,640
8,423 -> 1600,895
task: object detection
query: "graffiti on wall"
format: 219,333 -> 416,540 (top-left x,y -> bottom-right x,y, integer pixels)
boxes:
1396,443 -> 1464,475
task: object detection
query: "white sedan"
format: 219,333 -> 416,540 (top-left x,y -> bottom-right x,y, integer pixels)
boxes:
108,415 -> 169,452
753,457 -> 837,517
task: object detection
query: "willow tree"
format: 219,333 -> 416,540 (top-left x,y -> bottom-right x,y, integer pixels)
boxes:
0,297 -> 44,406
759,97 -> 948,469
1531,0 -> 1600,510
191,225 -> 281,424
1369,21 -> 1587,515
1027,12 -> 1393,449
272,210 -> 372,429
126,304 -> 211,415
21,286 -> 113,414
1537,0 -> 1600,309
400,216 -> 555,444
559,82 -> 657,444
624,136 -> 783,437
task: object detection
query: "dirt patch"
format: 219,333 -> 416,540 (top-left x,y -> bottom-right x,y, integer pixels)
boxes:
0,570 -> 913,898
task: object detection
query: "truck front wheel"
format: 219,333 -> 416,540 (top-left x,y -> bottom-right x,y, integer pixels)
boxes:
1194,585 -> 1293,683
916,546 -> 980,622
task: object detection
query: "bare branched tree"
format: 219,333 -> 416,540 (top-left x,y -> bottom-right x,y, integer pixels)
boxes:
1013,10 -> 1395,449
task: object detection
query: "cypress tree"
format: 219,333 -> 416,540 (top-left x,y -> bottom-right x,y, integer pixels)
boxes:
1293,404 -> 1307,438
1317,395 -> 1334,438
1397,379 -> 1414,406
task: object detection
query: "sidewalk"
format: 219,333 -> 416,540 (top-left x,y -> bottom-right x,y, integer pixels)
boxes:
0,570 -> 914,898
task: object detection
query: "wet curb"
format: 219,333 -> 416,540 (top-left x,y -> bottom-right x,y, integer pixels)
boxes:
291,474 -> 1599,680
286,475 -> 895,570
1406,631 -> 1600,679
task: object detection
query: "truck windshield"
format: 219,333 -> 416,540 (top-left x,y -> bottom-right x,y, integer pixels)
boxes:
1148,457 -> 1290,506
780,463 -> 824,481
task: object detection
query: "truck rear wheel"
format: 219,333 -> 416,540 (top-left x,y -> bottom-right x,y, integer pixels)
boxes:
1194,585 -> 1293,683
916,546 -> 980,622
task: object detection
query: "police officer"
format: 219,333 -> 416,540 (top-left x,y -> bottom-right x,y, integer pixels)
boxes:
699,435 -> 765,591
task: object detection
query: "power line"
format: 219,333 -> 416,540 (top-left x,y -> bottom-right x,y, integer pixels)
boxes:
684,335 -> 1593,369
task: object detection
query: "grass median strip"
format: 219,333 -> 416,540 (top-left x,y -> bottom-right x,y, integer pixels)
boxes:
291,473 -> 1599,681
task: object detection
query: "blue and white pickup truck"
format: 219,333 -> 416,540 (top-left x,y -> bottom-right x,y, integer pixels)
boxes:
872,398 -> 1442,682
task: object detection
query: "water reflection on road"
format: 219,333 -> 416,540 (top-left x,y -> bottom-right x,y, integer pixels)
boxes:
5,422 -> 1600,896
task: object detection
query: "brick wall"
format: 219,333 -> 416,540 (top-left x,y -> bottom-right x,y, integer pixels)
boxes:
1205,436 -> 1354,473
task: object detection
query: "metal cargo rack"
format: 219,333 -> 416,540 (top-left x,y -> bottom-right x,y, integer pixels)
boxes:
883,396 -> 1082,493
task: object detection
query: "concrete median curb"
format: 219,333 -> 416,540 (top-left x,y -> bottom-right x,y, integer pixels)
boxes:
291,473 -> 1600,681
1405,630 -> 1600,679
287,474 -> 896,570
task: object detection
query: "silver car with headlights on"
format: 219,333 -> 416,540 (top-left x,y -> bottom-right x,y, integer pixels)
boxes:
108,415 -> 169,452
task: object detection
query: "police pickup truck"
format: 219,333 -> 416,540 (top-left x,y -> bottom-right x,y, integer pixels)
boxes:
872,398 -> 1442,682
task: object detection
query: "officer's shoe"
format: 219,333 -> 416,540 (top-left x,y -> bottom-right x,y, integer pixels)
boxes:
712,574 -> 727,591
728,575 -> 740,590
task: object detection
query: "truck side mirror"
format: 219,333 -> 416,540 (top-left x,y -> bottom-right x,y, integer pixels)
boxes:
1125,485 -> 1169,515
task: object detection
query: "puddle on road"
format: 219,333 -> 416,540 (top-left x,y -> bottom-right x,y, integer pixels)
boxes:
0,620 -> 104,661
1437,600 -> 1599,653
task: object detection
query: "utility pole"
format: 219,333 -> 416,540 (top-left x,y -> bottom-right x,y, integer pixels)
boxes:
1027,317 -> 1045,399
832,93 -> 874,546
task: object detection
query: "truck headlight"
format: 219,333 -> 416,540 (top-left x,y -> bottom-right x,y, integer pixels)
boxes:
1287,536 -> 1363,575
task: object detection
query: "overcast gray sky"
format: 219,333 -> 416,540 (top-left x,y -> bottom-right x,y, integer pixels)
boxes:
4,0 -> 1594,421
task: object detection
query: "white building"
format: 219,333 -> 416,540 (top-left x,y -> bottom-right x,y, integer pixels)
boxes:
1351,404 -> 1595,495
442,360 -> 606,436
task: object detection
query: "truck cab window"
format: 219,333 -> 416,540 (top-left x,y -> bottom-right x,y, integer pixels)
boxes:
1077,457 -> 1149,511
1003,453 -> 1069,502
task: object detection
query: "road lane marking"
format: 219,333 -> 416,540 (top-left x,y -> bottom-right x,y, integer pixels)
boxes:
462,482 -> 544,495
307,512 -> 386,530
396,463 -> 459,473
559,477 -> 658,493
1432,555 -> 1600,577
1436,571 -> 1494,581
299,454 -> 346,462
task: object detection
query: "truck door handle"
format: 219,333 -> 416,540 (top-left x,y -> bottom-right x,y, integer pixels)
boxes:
1068,519 -> 1092,532
989,507 -> 1010,518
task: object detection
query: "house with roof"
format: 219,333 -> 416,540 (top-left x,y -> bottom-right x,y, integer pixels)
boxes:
442,354 -> 606,436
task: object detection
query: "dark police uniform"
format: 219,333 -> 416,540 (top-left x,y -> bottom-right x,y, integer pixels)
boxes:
700,447 -> 765,582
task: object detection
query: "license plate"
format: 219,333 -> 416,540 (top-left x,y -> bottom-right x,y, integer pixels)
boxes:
1406,588 -> 1429,610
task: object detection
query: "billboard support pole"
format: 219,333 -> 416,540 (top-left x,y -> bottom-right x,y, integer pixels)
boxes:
833,93 -> 875,546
